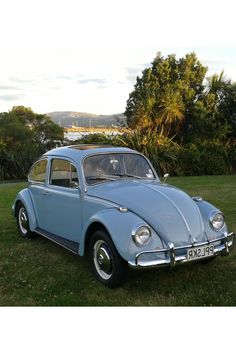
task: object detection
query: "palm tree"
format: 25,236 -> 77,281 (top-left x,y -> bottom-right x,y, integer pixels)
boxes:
206,71 -> 231,102
155,86 -> 185,136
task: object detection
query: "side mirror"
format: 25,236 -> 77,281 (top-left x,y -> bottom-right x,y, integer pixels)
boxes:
163,173 -> 169,183
70,181 -> 80,189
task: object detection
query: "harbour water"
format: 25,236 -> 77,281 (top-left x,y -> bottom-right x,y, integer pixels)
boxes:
64,131 -> 121,141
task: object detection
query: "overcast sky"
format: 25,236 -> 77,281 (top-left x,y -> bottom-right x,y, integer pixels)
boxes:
0,0 -> 235,115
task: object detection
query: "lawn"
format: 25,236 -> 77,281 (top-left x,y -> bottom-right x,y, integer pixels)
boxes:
0,175 -> 235,306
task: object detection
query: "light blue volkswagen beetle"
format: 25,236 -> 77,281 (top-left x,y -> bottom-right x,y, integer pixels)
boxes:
13,145 -> 234,287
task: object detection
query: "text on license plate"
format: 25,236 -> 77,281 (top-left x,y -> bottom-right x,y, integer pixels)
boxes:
187,245 -> 214,261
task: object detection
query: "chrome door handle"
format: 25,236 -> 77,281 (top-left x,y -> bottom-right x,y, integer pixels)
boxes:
43,190 -> 50,195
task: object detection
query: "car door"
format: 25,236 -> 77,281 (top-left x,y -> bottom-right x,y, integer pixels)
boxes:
28,157 -> 49,227
30,157 -> 83,251
41,157 -> 82,247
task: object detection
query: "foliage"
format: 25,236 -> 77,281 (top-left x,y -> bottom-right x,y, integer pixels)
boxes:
125,52 -> 207,135
72,133 -> 116,146
72,128 -> 180,175
218,82 -> 236,140
125,53 -> 236,147
228,142 -> 236,173
0,106 -> 64,180
182,98 -> 230,143
117,127 -> 180,175
182,71 -> 235,143
178,140 -> 230,176
74,130 -> 235,176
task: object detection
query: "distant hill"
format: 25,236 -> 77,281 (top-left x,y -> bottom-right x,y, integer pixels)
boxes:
47,111 -> 127,128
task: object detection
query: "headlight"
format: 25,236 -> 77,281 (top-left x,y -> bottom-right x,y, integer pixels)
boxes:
210,212 -> 225,231
132,226 -> 151,247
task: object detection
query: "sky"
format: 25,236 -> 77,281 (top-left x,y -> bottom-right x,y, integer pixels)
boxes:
0,47 -> 236,115
0,0 -> 235,115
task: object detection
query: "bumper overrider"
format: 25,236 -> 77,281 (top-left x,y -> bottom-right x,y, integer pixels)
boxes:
128,232 -> 235,269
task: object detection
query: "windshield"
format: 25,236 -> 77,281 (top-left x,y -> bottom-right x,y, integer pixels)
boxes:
83,153 -> 156,185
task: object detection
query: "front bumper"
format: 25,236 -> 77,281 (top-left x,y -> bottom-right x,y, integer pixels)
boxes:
128,232 -> 234,269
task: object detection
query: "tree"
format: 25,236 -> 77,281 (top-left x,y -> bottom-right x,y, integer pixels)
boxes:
125,52 -> 207,135
10,106 -> 64,152
218,82 -> 236,141
157,86 -> 184,136
182,72 -> 236,144
206,71 -> 231,101
0,106 -> 64,180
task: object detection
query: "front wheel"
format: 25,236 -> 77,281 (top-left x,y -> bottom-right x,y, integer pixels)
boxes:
88,230 -> 127,288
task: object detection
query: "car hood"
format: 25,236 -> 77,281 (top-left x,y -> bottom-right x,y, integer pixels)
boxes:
87,180 -> 206,246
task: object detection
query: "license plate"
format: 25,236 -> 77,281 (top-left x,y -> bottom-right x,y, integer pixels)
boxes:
187,245 -> 214,261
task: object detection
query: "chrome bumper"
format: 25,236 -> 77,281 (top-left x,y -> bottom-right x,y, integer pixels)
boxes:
128,232 -> 234,269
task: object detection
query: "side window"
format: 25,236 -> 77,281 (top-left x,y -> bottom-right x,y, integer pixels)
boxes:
29,159 -> 47,183
50,159 -> 79,188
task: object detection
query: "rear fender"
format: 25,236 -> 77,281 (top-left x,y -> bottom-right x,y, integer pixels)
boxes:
13,188 -> 37,231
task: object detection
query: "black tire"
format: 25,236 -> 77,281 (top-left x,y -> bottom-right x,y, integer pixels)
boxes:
88,229 -> 127,288
16,202 -> 35,239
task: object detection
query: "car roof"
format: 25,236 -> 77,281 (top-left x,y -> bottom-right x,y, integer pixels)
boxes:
43,144 -> 136,160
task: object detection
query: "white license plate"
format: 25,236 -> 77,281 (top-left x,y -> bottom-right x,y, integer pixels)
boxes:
187,245 -> 214,261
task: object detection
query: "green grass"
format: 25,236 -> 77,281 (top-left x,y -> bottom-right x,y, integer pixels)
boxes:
0,176 -> 236,306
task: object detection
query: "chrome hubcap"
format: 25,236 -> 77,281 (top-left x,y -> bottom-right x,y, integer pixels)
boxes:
18,207 -> 29,235
93,240 -> 112,280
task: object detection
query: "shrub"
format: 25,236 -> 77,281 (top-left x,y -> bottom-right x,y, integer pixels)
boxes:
179,141 -> 230,175
228,142 -> 236,173
116,128 -> 180,176
72,131 -> 234,176
72,133 -> 116,145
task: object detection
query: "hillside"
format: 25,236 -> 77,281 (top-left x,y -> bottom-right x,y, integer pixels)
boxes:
47,111 -> 126,128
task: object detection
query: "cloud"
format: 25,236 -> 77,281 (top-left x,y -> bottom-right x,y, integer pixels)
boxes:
126,63 -> 150,84
202,59 -> 226,66
77,78 -> 107,85
126,67 -> 141,84
0,84 -> 19,90
0,94 -> 23,101
10,76 -> 34,83
201,59 -> 227,71
56,74 -> 83,80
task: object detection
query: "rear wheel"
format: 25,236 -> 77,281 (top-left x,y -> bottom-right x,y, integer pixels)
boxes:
88,229 -> 127,288
16,202 -> 35,239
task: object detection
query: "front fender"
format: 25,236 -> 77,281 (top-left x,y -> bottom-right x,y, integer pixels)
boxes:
80,208 -> 163,262
12,188 -> 37,231
194,199 -> 228,238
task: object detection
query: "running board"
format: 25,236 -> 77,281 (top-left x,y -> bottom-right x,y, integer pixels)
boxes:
35,228 -> 79,254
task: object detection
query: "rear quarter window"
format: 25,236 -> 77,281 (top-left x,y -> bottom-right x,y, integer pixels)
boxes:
29,159 -> 47,183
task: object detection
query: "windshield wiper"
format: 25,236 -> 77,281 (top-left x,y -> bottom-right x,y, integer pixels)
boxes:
110,173 -> 125,177
125,173 -> 143,179
98,173 -> 126,178
86,176 -> 116,181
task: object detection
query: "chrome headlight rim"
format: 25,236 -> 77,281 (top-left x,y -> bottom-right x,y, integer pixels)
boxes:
209,211 -> 225,231
132,224 -> 151,247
